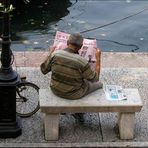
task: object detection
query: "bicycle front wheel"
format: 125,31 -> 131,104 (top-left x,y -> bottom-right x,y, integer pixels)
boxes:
16,82 -> 40,118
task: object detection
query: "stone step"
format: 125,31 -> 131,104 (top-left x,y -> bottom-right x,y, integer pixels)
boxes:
9,51 -> 148,67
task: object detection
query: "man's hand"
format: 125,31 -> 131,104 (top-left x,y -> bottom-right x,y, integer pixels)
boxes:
95,48 -> 101,77
95,48 -> 101,60
49,46 -> 56,53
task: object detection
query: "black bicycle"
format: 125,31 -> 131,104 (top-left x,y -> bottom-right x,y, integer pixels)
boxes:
16,75 -> 40,118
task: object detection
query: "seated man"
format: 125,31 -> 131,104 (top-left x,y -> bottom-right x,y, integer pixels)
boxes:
40,33 -> 103,122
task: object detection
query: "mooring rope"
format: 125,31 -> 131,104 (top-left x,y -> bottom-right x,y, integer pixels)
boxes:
80,7 -> 148,33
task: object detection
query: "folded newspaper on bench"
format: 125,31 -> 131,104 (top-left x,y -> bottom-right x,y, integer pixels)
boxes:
104,85 -> 127,101
53,31 -> 97,69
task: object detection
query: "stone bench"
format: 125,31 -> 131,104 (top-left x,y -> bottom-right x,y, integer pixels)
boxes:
39,88 -> 143,141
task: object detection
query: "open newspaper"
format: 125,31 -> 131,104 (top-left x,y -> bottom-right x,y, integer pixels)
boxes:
104,85 -> 127,101
53,31 -> 97,69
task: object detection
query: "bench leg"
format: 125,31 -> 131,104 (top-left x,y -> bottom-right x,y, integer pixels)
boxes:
44,114 -> 59,141
118,113 -> 135,140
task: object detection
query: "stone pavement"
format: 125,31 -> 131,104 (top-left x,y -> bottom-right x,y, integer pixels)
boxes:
0,52 -> 148,147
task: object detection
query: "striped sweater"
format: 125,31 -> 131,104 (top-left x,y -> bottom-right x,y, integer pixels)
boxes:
40,48 -> 99,99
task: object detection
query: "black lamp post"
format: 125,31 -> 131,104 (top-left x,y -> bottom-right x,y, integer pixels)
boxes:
0,0 -> 21,137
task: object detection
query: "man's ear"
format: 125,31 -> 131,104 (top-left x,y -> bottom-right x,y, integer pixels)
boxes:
67,40 -> 69,46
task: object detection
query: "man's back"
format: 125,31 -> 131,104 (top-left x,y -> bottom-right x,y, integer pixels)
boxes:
50,48 -> 93,99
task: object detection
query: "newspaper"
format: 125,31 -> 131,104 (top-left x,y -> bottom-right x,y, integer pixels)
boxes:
104,85 -> 127,101
53,31 -> 70,50
53,31 -> 97,68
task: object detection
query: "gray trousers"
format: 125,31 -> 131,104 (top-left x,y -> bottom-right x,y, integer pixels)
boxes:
85,81 -> 103,96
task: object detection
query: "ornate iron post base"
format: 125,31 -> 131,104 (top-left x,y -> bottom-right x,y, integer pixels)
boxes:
0,70 -> 22,138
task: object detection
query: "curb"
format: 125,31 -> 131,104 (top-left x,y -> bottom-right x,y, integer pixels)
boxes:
1,142 -> 148,147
